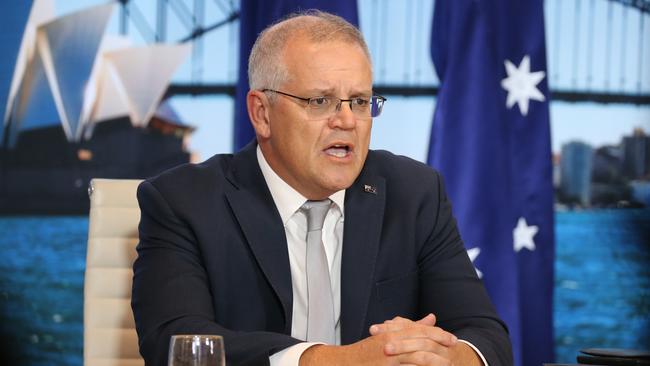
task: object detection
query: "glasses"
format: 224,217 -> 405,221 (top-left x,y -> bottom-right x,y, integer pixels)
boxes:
262,89 -> 387,119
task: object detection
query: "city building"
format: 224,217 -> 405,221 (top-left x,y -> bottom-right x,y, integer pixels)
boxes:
560,141 -> 593,206
590,145 -> 628,205
621,128 -> 650,180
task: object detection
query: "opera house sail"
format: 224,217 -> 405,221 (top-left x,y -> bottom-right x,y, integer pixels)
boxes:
0,1 -> 193,214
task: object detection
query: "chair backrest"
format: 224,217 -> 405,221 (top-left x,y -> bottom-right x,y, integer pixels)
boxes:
84,178 -> 144,366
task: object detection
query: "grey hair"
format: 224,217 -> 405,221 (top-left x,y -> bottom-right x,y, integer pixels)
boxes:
248,10 -> 371,92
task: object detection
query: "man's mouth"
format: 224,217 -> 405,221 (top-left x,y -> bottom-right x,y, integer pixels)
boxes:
324,143 -> 352,158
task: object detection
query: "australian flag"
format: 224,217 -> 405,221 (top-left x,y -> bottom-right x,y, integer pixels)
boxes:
234,0 -> 358,151
427,1 -> 555,365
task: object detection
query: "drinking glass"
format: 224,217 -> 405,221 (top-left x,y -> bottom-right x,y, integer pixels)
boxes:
168,335 -> 225,366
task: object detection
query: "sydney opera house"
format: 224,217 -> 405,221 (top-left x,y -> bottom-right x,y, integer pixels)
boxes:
0,1 -> 193,214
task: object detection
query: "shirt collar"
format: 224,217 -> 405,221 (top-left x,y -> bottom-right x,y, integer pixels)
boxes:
256,145 -> 345,225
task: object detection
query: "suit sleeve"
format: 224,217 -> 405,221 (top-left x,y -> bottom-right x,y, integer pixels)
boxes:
417,171 -> 513,366
131,180 -> 301,366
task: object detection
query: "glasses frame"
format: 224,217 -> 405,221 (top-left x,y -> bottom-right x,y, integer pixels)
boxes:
261,89 -> 387,118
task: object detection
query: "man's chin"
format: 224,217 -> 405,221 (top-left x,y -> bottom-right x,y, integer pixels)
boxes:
320,176 -> 358,193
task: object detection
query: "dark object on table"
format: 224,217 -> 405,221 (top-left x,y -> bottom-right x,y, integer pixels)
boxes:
543,364 -> 605,366
577,348 -> 650,366
542,363 -> 606,366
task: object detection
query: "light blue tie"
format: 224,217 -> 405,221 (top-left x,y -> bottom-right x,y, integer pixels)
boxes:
301,200 -> 336,344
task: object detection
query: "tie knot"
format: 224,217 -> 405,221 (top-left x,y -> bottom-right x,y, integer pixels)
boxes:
301,199 -> 331,231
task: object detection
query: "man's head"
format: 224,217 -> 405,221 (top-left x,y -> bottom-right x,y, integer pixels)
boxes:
247,11 -> 376,200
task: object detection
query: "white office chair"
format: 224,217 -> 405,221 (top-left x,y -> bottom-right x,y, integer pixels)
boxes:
84,178 -> 144,366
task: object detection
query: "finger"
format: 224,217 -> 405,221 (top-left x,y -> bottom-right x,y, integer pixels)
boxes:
370,319 -> 422,334
371,317 -> 415,335
369,322 -> 394,335
371,322 -> 458,348
406,326 -> 457,348
369,323 -> 380,335
387,316 -> 411,325
390,314 -> 435,328
396,350 -> 453,366
391,325 -> 458,347
384,338 -> 450,358
370,316 -> 414,335
415,313 -> 436,327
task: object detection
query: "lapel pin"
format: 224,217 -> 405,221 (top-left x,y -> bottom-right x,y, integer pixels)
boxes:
363,184 -> 377,194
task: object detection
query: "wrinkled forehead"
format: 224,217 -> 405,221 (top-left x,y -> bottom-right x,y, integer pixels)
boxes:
279,39 -> 373,95
279,35 -> 373,79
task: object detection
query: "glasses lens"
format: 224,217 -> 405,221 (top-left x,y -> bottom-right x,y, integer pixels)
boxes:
371,96 -> 385,118
304,96 -> 385,119
307,97 -> 334,118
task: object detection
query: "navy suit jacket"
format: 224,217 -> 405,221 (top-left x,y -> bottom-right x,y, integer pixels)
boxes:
132,142 -> 512,366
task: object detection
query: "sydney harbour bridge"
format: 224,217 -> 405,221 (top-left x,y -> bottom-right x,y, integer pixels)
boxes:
111,0 -> 650,105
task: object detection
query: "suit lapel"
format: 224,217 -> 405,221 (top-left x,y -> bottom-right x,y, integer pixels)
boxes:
224,143 -> 294,334
340,164 -> 386,344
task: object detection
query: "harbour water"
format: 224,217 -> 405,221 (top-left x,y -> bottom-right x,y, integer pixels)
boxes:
554,209 -> 650,361
0,209 -> 648,365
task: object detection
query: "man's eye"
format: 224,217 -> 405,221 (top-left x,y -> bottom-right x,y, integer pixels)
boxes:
354,98 -> 370,106
310,97 -> 330,106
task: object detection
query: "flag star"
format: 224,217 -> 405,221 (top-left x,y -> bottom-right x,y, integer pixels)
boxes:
513,217 -> 538,252
467,247 -> 483,278
500,55 -> 546,116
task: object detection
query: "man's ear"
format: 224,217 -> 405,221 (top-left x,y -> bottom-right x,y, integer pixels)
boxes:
247,90 -> 271,138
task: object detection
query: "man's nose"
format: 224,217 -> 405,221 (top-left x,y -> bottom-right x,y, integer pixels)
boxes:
330,100 -> 357,129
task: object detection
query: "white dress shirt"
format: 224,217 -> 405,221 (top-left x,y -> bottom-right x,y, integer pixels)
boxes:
256,147 -> 488,366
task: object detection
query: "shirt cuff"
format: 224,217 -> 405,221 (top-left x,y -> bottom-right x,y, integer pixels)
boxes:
269,342 -> 324,366
458,339 -> 489,366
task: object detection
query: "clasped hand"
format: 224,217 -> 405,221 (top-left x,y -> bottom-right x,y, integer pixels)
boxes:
300,314 -> 463,366
368,314 -> 458,366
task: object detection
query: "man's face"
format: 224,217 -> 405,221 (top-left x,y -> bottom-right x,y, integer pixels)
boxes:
260,37 -> 373,199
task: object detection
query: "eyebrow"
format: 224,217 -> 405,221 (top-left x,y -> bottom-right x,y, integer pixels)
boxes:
307,88 -> 373,97
305,87 -> 336,96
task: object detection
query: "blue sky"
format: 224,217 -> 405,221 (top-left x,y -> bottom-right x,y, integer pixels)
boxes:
54,0 -> 650,161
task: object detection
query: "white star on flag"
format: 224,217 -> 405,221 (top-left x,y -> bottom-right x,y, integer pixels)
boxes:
500,55 -> 546,116
513,217 -> 539,252
467,247 -> 483,278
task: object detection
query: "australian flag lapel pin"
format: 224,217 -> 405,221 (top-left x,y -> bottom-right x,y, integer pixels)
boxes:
363,184 -> 377,194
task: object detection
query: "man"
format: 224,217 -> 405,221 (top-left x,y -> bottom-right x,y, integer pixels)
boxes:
132,10 -> 512,366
